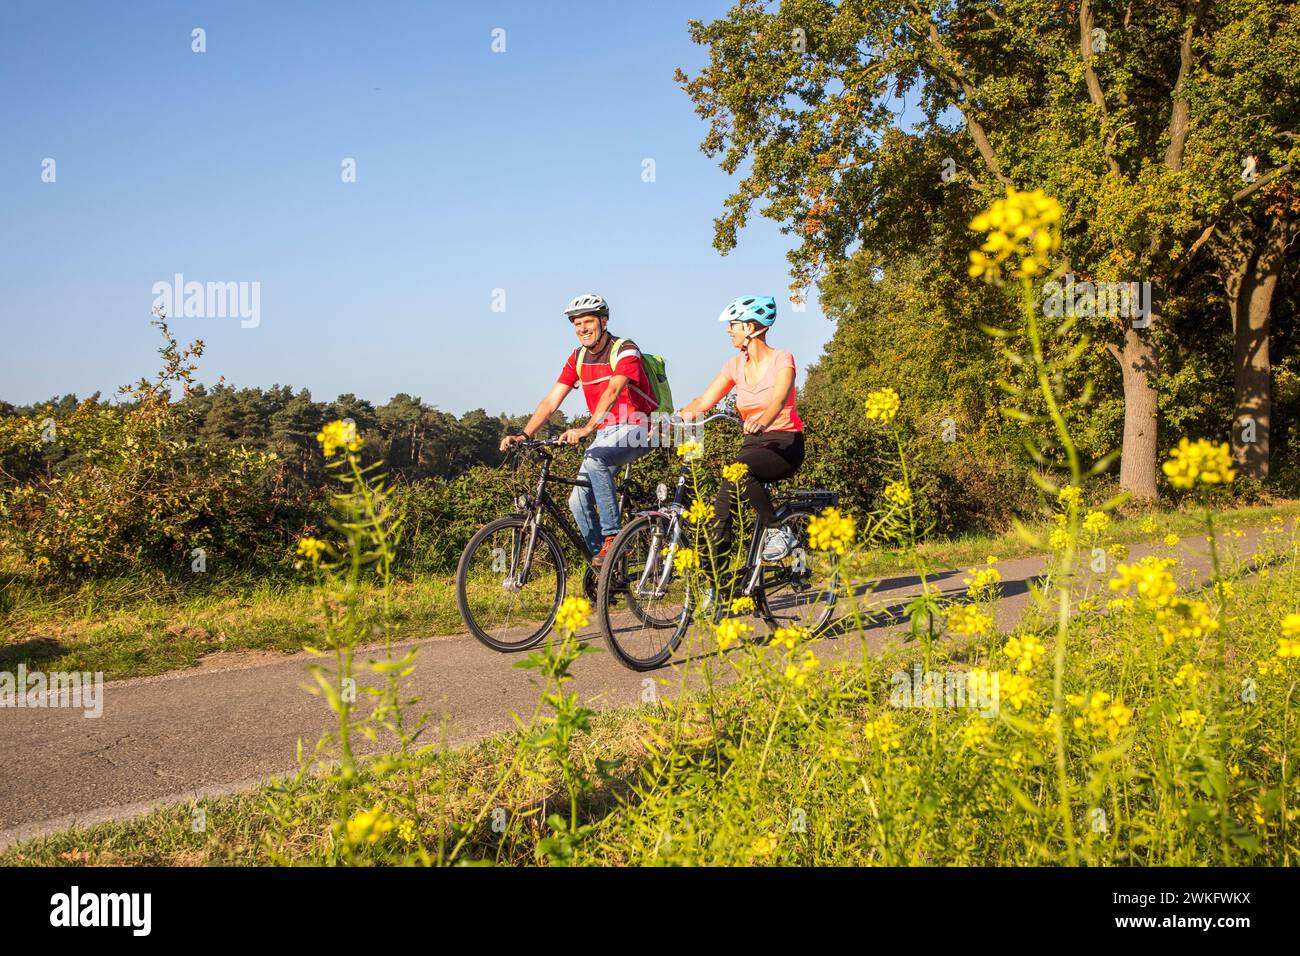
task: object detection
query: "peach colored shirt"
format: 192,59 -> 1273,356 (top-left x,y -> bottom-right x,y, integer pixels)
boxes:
719,349 -> 804,433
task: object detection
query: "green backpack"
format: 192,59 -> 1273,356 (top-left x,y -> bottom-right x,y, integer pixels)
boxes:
575,338 -> 674,414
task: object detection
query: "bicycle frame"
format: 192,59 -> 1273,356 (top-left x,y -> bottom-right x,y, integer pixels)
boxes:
625,414 -> 839,602
505,442 -> 639,588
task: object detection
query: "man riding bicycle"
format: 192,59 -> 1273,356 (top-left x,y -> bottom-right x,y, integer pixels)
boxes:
500,293 -> 659,568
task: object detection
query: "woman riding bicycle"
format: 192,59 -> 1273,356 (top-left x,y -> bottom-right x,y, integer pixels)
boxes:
678,295 -> 805,564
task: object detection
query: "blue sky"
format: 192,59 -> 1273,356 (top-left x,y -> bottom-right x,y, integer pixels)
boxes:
0,1 -> 840,417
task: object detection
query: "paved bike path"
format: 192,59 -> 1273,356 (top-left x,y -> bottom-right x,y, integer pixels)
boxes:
0,528 -> 1273,849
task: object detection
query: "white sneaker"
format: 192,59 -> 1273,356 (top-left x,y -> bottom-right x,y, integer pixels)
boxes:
761,526 -> 799,562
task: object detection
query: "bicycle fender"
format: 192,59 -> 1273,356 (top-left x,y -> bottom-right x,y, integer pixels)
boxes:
633,508 -> 673,520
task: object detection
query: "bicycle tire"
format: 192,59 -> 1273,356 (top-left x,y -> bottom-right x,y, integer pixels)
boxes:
456,516 -> 567,652
756,506 -> 840,635
596,515 -> 692,671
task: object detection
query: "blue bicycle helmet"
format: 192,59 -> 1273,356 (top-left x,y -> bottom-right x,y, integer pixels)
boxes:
718,295 -> 777,327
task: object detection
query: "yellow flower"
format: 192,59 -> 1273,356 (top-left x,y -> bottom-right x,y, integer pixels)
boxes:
346,803 -> 396,847
663,545 -> 699,570
1162,438 -> 1236,490
1140,517 -> 1157,534
684,499 -> 715,524
1155,598 -> 1218,647
985,555 -> 1000,566
1171,663 -> 1207,689
863,387 -> 901,424
1278,637 -> 1300,659
1048,527 -> 1071,551
1082,510 -> 1110,534
1282,613 -> 1300,641
728,596 -> 756,615
1108,556 -> 1178,610
770,624 -> 810,652
555,596 -> 591,634
317,419 -> 362,458
721,461 -> 749,483
862,715 -> 902,752
883,480 -> 911,506
1164,533 -> 1180,547
807,506 -> 856,555
1057,485 -> 1082,508
1259,657 -> 1285,678
998,671 -> 1038,711
751,833 -> 779,856
1106,597 -> 1134,612
1107,542 -> 1129,560
1177,709 -> 1206,731
714,617 -> 752,651
397,819 -> 418,844
1003,633 -> 1045,673
960,718 -> 994,748
1069,690 -> 1133,742
676,440 -> 703,461
783,649 -> 819,687
1213,580 -> 1235,602
967,186 -> 1063,281
947,604 -> 994,637
296,537 -> 326,561
963,565 -> 1002,598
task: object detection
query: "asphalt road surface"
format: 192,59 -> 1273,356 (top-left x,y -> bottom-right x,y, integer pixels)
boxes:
0,527 -> 1272,849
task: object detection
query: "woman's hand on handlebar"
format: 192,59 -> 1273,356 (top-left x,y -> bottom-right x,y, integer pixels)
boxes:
742,417 -> 767,435
500,433 -> 528,452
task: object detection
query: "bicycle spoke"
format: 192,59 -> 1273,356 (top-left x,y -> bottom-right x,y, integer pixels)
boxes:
600,518 -> 692,669
458,518 -> 564,650
760,511 -> 840,634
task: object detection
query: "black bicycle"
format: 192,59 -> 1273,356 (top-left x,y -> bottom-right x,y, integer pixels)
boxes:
455,438 -> 653,652
595,414 -> 842,671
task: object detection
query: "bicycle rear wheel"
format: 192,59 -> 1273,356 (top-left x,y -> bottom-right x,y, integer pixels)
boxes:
456,516 -> 567,652
758,508 -> 840,635
596,515 -> 692,671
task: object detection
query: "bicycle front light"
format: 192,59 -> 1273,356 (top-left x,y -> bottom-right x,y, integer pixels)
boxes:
515,494 -> 529,511
656,482 -> 668,503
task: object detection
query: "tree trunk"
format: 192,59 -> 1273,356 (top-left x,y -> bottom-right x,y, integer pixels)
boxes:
1109,326 -> 1160,500
1225,217 -> 1288,479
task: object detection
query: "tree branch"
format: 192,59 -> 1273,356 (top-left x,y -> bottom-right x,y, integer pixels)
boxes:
1081,0 -> 1121,176
1173,163 -> 1296,277
914,3 -> 1012,186
1163,0 -> 1203,172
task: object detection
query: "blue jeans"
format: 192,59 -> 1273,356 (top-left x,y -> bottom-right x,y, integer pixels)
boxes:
569,423 -> 653,555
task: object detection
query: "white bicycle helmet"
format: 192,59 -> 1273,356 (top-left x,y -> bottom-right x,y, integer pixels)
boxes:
564,293 -> 609,318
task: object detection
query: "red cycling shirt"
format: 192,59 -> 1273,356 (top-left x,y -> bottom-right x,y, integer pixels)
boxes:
557,333 -> 658,425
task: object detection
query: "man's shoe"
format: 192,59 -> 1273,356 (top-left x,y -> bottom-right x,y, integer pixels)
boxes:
591,534 -> 618,569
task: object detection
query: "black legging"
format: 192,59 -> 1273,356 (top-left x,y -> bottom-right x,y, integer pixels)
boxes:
711,430 -> 806,556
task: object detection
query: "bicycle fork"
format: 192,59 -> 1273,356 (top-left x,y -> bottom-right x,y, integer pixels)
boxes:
503,512 -> 541,591
634,517 -> 676,599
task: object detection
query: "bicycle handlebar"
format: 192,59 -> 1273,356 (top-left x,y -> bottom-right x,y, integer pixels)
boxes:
684,412 -> 741,427
505,412 -> 740,458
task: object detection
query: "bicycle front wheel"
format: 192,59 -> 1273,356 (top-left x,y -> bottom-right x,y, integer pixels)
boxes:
456,517 -> 566,652
596,515 -> 692,671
